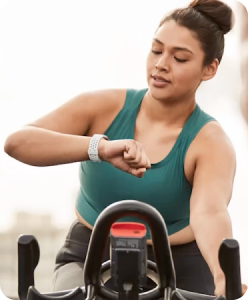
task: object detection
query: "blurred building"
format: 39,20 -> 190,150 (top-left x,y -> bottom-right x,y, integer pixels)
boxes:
0,212 -> 68,299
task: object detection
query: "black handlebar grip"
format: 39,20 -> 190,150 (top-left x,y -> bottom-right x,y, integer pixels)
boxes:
218,239 -> 242,300
83,200 -> 176,293
18,235 -> 40,300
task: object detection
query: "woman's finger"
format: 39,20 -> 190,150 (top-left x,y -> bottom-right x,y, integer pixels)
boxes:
128,167 -> 147,178
124,141 -> 138,161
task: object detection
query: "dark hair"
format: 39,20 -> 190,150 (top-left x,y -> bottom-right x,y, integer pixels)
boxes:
158,0 -> 235,66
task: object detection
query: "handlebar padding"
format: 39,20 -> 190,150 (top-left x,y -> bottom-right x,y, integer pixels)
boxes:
219,239 -> 242,300
18,235 -> 40,300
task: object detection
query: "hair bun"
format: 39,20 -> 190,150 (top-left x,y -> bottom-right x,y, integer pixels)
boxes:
189,0 -> 234,34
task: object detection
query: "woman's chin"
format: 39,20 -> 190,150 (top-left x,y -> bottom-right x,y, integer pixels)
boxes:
148,85 -> 174,102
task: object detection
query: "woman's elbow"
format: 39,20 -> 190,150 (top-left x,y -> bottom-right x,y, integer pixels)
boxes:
4,129 -> 26,157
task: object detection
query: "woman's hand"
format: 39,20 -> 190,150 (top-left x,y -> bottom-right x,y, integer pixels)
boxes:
98,139 -> 151,177
214,275 -> 247,297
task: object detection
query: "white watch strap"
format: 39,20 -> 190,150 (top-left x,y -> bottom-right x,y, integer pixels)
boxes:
88,134 -> 108,162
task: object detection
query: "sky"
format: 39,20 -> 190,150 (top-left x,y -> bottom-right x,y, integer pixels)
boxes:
0,0 -> 248,285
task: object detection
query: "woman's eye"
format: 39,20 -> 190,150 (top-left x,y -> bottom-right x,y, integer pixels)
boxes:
174,57 -> 188,63
152,50 -> 162,55
151,50 -> 188,63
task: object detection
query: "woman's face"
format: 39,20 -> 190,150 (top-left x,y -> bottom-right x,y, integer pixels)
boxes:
146,20 -> 217,102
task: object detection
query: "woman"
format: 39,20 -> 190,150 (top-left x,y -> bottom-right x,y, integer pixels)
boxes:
4,0 -> 247,296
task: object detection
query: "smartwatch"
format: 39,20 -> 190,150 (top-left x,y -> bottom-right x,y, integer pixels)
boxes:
87,134 -> 109,162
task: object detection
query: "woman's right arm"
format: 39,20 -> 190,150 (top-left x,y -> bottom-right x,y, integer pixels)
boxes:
4,89 -> 124,167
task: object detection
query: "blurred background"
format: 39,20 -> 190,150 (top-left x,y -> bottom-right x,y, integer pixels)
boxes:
0,0 -> 248,298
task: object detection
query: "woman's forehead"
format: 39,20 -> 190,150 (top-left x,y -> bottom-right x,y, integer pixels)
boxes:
154,20 -> 202,53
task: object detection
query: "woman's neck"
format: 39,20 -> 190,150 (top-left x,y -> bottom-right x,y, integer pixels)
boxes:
141,90 -> 196,129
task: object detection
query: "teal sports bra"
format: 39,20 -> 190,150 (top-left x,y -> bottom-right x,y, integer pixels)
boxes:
75,88 -> 215,238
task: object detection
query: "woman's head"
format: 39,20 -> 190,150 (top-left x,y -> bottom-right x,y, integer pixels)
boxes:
146,0 -> 234,103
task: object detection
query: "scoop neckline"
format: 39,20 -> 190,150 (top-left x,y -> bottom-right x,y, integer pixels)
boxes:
130,89 -> 198,168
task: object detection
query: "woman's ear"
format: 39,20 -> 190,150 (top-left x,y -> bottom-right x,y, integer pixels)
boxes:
201,58 -> 219,82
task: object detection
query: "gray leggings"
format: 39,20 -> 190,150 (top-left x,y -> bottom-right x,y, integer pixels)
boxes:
52,220 -> 215,295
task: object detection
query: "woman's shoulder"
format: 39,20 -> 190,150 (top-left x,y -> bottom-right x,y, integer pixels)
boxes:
194,120 -> 235,160
87,87 -> 147,109
186,105 -> 235,163
85,87 -> 147,135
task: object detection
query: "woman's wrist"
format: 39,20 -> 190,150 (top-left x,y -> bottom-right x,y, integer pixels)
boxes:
98,137 -> 109,161
213,269 -> 225,285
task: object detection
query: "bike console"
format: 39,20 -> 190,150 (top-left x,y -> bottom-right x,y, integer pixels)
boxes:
110,222 -> 147,300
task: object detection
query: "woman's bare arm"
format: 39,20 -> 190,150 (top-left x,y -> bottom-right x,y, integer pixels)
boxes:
4,127 -> 94,166
4,89 -> 126,166
189,123 -> 236,291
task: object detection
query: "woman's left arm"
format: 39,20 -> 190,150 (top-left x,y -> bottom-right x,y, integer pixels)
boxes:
189,123 -> 247,296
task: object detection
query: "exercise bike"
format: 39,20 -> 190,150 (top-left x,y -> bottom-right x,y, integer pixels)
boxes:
17,200 -> 243,300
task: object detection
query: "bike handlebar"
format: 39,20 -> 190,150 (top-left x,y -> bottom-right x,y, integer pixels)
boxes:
17,200 -> 243,300
18,235 -> 40,300
219,239 -> 242,300
83,200 -> 176,294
